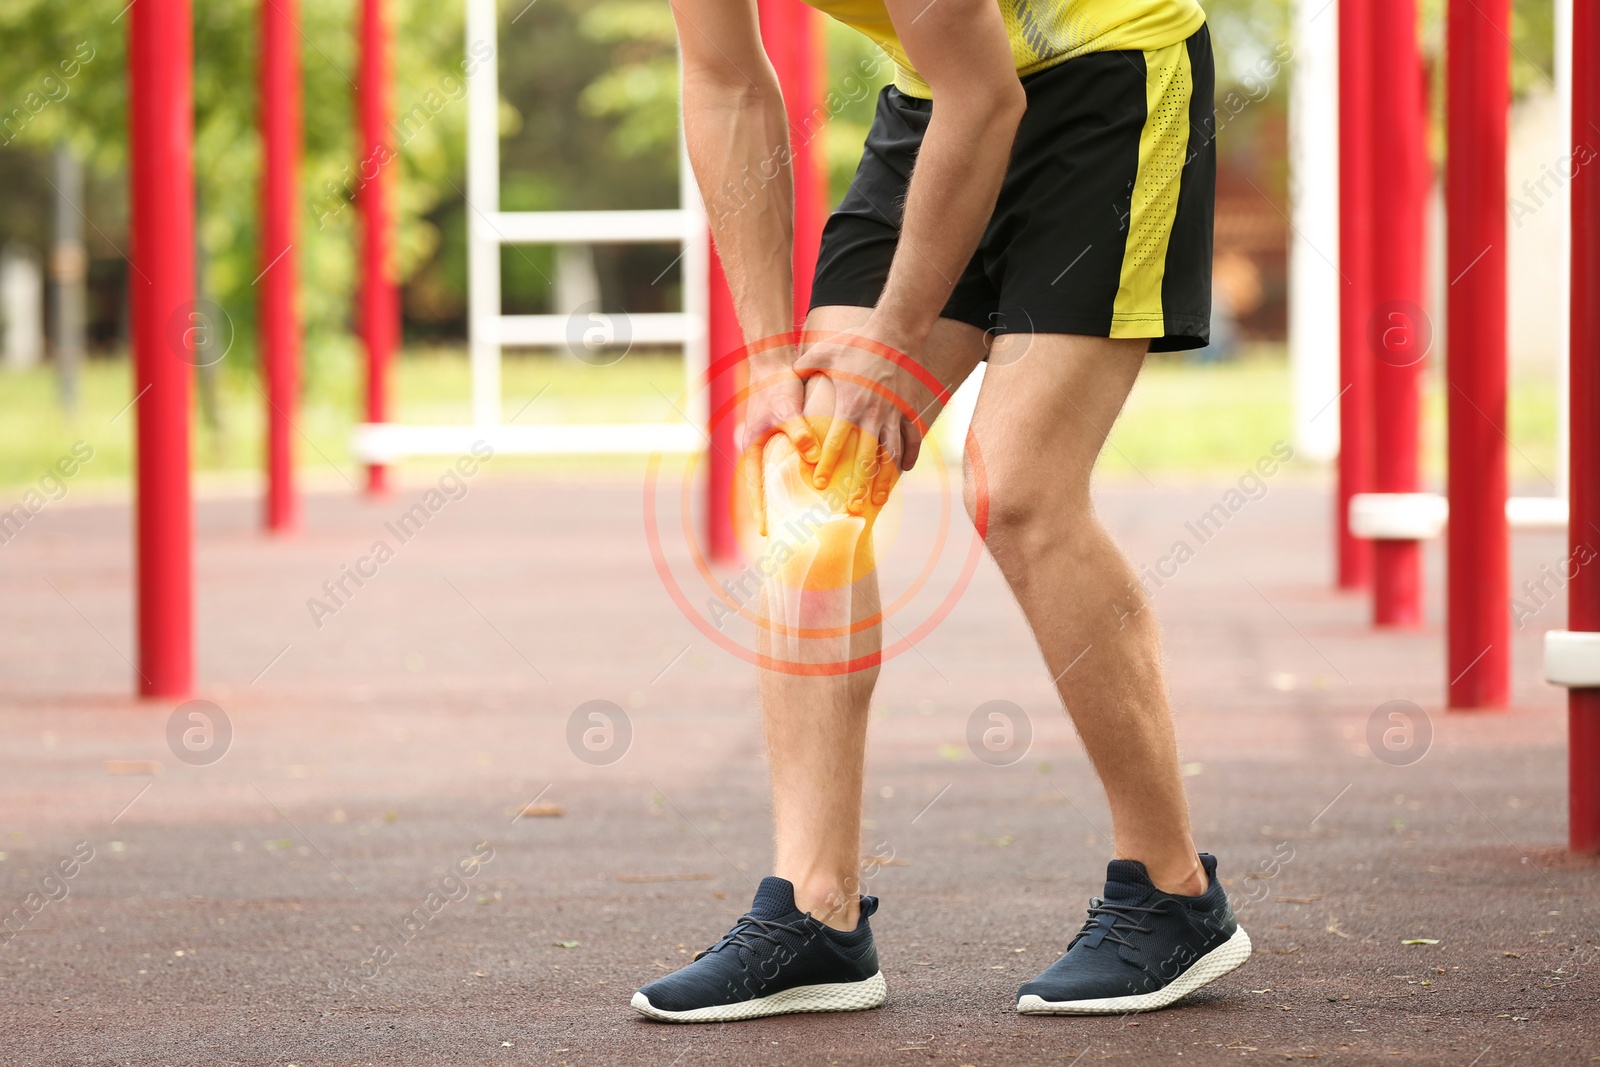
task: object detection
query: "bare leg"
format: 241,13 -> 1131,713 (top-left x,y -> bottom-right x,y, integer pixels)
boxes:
761,306 -> 988,930
965,333 -> 1204,896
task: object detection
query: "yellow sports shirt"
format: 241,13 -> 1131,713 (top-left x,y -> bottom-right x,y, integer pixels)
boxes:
801,0 -> 1207,98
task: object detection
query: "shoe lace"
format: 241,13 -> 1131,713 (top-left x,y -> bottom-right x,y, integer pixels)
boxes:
1068,899 -> 1171,951
693,913 -> 814,964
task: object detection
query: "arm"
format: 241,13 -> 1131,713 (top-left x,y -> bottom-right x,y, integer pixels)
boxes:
799,0 -> 1026,500
670,0 -> 819,532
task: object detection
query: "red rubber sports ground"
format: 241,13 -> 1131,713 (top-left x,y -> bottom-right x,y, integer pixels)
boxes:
3,0 -> 1600,1062
2,477 -> 1597,1064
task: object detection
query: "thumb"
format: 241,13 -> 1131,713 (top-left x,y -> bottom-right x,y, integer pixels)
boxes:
783,414 -> 820,464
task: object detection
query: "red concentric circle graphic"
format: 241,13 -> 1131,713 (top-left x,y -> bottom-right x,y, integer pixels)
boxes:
643,331 -> 990,676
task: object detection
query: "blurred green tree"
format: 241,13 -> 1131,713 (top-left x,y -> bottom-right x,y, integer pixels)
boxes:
0,0 -> 1565,377
0,0 -> 468,385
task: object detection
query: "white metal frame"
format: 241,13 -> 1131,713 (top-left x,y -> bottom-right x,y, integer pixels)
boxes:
1287,0 -> 1340,464
353,0 -> 708,464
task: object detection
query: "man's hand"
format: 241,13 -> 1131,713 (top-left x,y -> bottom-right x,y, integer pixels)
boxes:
794,319 -> 940,513
741,347 -> 821,537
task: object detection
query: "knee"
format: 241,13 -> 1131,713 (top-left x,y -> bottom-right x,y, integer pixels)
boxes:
764,436 -> 876,592
963,461 -> 1090,572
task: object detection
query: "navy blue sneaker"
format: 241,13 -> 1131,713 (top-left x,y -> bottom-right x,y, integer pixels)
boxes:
1017,853 -> 1251,1014
631,876 -> 886,1022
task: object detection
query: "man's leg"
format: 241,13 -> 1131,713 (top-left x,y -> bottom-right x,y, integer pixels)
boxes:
965,332 -> 1204,896
630,308 -> 987,1022
762,304 -> 988,931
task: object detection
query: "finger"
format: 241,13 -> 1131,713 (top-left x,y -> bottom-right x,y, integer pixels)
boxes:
872,454 -> 899,507
900,422 -> 925,472
846,427 -> 878,514
814,410 -> 853,489
780,412 -> 820,464
801,375 -> 836,452
872,424 -> 902,506
752,449 -> 767,539
745,428 -> 782,539
791,337 -> 834,375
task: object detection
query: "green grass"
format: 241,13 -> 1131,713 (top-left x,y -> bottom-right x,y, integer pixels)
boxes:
1099,350 -> 1297,478
1102,349 -> 1560,486
0,344 -> 1561,493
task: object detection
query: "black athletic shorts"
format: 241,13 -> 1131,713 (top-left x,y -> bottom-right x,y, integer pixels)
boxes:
810,24 -> 1216,352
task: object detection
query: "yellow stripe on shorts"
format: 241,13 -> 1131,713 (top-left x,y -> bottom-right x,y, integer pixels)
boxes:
1110,40 -> 1193,338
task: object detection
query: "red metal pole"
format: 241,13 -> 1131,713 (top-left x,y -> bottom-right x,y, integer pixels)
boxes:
1569,0 -> 1600,852
1445,0 -> 1511,707
707,246 -> 741,562
1366,0 -> 1429,627
358,0 -> 397,495
129,0 -> 195,698
759,0 -> 827,317
261,0 -> 301,532
706,0 -> 825,562
1336,0 -> 1374,591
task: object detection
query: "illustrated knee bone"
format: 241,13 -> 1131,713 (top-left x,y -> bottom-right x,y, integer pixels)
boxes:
759,431 -> 883,659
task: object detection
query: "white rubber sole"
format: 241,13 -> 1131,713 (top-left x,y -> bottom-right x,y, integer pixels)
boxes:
1016,925 -> 1253,1015
631,972 -> 887,1023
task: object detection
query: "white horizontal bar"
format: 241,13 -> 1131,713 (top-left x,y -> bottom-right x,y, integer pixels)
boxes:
1506,495 -> 1569,530
352,422 -> 702,462
478,210 -> 688,245
1350,493 -> 1570,539
494,312 -> 689,348
1545,630 -> 1600,687
1349,493 -> 1449,539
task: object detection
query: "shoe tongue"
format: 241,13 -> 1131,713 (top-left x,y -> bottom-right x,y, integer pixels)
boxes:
1103,859 -> 1156,903
748,876 -> 802,920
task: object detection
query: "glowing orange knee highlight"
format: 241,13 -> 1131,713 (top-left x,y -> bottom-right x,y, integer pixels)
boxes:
758,433 -> 882,593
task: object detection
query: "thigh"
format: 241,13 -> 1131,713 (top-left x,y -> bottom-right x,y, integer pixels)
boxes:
802,305 -> 991,429
968,333 -> 1148,502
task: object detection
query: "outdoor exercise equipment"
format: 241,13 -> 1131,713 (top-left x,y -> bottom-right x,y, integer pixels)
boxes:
358,0 -> 398,495
1546,0 -> 1600,853
1444,0 -> 1511,707
351,0 -> 825,564
261,0 -> 301,530
1332,0 -> 1373,592
1324,0 -> 1572,702
129,0 -> 195,698
120,0 -> 1599,847
1359,0 -> 1431,629
126,0 -> 826,697
1293,0 -> 1594,837
1286,0 -> 1339,470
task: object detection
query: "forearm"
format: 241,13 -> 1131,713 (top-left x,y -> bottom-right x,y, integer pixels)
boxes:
681,70 -> 796,362
874,91 -> 1024,348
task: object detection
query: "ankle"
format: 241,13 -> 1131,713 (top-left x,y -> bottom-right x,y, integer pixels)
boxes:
791,879 -> 861,932
1145,856 -> 1207,897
